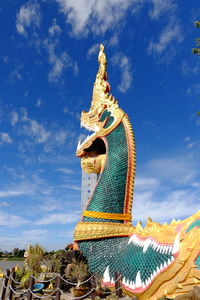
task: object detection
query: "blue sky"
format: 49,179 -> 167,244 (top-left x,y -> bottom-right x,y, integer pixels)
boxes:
0,0 -> 200,251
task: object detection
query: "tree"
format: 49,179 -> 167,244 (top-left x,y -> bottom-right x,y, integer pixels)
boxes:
192,21 -> 200,56
25,244 -> 45,274
192,21 -> 200,116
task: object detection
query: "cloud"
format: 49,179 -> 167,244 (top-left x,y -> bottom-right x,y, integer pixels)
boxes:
0,201 -> 9,207
87,43 -> 100,58
44,20 -> 78,83
0,212 -> 29,226
9,70 -> 22,84
112,53 -> 133,92
55,0 -> 135,37
148,18 -> 183,55
35,212 -> 80,225
0,133 -> 12,145
147,156 -> 197,185
36,98 -> 43,108
132,150 -> 200,223
0,189 -> 30,198
22,229 -> 47,236
186,83 -> 200,97
62,184 -> 81,191
56,168 -> 74,174
22,118 -> 50,144
149,0 -> 175,20
133,186 -> 200,222
16,0 -> 41,36
48,18 -> 62,36
10,111 -> 19,126
181,60 -> 200,76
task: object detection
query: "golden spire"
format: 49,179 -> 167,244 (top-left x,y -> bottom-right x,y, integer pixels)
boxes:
90,44 -> 116,112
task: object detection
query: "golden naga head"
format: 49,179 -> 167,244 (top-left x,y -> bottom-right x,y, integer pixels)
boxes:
127,211 -> 200,299
76,44 -> 124,159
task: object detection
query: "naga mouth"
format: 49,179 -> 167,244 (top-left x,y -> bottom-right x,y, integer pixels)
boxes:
102,232 -> 180,293
76,122 -> 106,158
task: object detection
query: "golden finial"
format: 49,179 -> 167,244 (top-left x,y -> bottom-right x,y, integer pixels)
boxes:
90,44 -> 116,112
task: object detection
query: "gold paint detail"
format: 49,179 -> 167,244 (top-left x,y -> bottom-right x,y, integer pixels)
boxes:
81,153 -> 106,174
83,210 -> 132,221
74,222 -> 133,241
122,115 -> 136,218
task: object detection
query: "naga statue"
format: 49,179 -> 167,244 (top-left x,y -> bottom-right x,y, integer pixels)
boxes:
73,45 -> 200,299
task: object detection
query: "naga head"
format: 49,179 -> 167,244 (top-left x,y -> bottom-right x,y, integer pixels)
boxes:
111,213 -> 200,299
76,45 -> 124,172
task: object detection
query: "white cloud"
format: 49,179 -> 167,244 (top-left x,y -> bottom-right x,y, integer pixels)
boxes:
149,0 -> 175,20
147,156 -> 197,185
23,119 -> 50,143
22,229 -> 47,236
0,132 -> 12,145
0,189 -> 29,198
9,70 -> 22,84
148,18 -> 183,55
44,20 -> 78,83
0,212 -> 29,227
87,43 -> 100,58
10,111 -> 19,126
54,129 -> 68,145
48,18 -> 62,36
112,54 -> 133,92
0,201 -> 9,207
63,184 -> 81,191
16,0 -> 41,36
55,0 -> 134,37
184,136 -> 191,142
132,150 -> 200,223
133,187 -> 200,222
36,98 -> 43,108
56,168 -> 74,174
35,212 -> 80,225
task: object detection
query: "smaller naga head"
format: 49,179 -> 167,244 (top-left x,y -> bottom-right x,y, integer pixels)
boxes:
76,45 -> 124,169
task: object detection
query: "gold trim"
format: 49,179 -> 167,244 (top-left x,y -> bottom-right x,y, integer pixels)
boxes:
83,210 -> 131,221
74,222 -> 133,241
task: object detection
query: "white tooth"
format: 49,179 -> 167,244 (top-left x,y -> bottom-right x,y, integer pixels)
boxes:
167,258 -> 171,265
163,261 -> 167,269
122,277 -> 126,285
151,273 -> 154,281
168,246 -> 172,255
142,281 -> 146,289
156,266 -> 160,274
171,256 -> 175,262
153,270 -> 157,277
172,232 -> 180,255
153,242 -> 157,250
128,234 -> 136,244
130,281 -> 135,289
143,238 -> 151,253
111,278 -> 114,284
147,277 -> 151,285
164,246 -> 168,254
157,245 -> 162,252
125,279 -> 129,287
103,266 -> 110,282
135,271 -> 142,288
77,140 -> 81,150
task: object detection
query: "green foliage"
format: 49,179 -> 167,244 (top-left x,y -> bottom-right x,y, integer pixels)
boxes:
26,244 -> 45,275
192,21 -> 200,56
12,248 -> 25,257
70,261 -> 89,287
